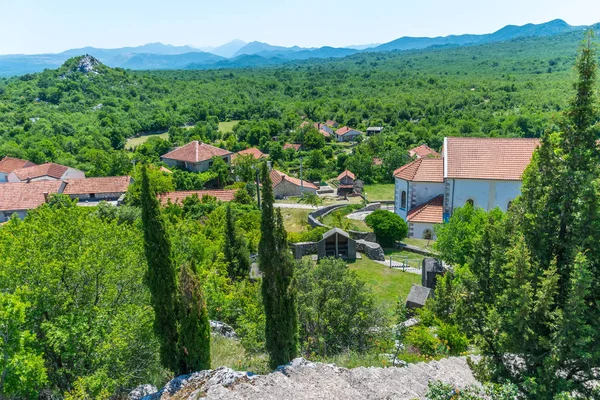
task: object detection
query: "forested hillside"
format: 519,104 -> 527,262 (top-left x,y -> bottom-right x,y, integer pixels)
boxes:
0,29 -> 595,178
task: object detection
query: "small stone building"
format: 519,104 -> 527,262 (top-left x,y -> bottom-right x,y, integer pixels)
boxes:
336,170 -> 356,195
317,228 -> 356,261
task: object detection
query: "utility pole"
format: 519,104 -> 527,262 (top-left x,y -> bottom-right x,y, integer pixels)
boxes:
299,156 -> 304,194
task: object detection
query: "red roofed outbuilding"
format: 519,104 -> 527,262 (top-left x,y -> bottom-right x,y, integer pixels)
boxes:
0,157 -> 36,182
7,162 -> 85,183
157,190 -> 237,205
269,169 -> 318,199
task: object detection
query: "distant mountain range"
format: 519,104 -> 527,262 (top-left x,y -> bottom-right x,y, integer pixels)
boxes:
0,19 -> 590,77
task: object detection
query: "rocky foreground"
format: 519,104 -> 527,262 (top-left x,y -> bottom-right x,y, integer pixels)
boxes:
130,357 -> 479,400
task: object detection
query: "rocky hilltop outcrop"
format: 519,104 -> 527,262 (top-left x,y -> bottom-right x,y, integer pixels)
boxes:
131,357 -> 478,400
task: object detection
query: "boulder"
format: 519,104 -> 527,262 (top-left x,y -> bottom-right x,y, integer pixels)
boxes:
356,239 -> 385,261
209,320 -> 237,339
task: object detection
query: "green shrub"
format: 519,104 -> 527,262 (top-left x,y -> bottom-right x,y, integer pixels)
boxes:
405,325 -> 444,357
365,210 -> 408,247
436,322 -> 469,355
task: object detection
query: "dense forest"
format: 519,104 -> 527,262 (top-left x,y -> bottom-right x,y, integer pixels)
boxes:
0,29 -> 595,182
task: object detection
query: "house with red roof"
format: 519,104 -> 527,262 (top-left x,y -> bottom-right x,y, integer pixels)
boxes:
161,141 -> 232,172
0,157 -> 36,182
0,181 -> 65,222
325,120 -> 339,128
336,169 -> 356,195
408,144 -> 440,159
335,126 -> 362,142
283,143 -> 303,152
7,162 -> 85,183
63,176 -> 132,204
231,147 -> 267,161
270,169 -> 318,199
394,137 -> 540,239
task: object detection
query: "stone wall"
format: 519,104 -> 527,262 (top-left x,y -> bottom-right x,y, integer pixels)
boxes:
354,202 -> 381,213
307,204 -> 347,228
349,231 -> 376,242
291,241 -> 318,259
356,240 -> 385,261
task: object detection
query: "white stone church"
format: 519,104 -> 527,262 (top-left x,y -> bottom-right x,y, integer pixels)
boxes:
394,137 -> 540,239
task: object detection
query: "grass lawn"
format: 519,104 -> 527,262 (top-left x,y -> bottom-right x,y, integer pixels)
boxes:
125,132 -> 169,149
320,205 -> 372,232
401,238 -> 436,253
383,249 -> 426,270
363,184 -> 395,201
218,120 -> 240,134
279,208 -> 312,233
349,257 -> 421,314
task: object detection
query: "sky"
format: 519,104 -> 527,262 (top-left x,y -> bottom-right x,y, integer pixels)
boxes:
1,0 -> 599,54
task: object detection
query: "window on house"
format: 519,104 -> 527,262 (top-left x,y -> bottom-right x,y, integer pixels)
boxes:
401,190 -> 407,209
466,199 -> 474,207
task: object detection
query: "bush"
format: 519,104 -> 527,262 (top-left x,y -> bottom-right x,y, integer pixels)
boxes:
405,325 -> 444,357
296,258 -> 386,356
436,322 -> 469,355
365,210 -> 408,247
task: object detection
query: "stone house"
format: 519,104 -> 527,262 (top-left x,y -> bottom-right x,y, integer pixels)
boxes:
161,141 -> 232,172
7,162 -> 85,182
231,147 -> 267,161
394,137 -> 540,238
336,169 -> 356,195
157,189 -> 238,205
270,169 -> 318,199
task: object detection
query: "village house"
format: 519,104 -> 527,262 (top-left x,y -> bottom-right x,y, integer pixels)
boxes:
7,162 -> 85,183
408,144 -> 440,159
0,156 -> 36,182
157,189 -> 238,205
283,143 -> 303,152
336,169 -> 356,195
394,137 -> 540,239
231,147 -> 267,161
0,180 -> 65,222
366,126 -> 384,136
335,126 -> 363,142
62,176 -> 132,205
270,169 -> 318,199
325,120 -> 339,128
161,141 -> 232,172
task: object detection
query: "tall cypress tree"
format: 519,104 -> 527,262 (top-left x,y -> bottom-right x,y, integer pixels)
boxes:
177,261 -> 211,373
139,164 -> 179,372
258,162 -> 298,369
223,202 -> 251,280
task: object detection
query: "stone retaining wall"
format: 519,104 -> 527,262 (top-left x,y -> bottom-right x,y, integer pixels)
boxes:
292,241 -> 318,259
349,231 -> 377,242
356,240 -> 385,261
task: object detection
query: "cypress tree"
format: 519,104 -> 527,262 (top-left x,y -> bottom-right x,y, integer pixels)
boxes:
258,162 -> 298,369
139,164 -> 179,372
223,202 -> 251,280
177,261 -> 211,373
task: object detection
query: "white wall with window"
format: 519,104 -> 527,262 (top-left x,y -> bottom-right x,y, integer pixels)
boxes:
446,179 -> 521,212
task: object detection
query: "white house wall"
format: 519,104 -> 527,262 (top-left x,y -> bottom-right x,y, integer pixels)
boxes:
410,182 -> 445,209
410,222 -> 437,240
163,156 -> 231,173
394,177 -> 409,219
447,179 -> 521,212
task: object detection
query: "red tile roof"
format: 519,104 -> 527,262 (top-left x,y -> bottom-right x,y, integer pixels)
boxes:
394,157 -> 444,183
337,170 -> 356,181
159,166 -> 173,174
372,157 -> 383,166
445,137 -> 540,180
63,176 -> 131,195
407,195 -> 444,224
409,144 -> 440,159
269,169 -> 318,190
335,126 -> 362,136
325,120 -> 338,127
12,162 -> 70,181
283,143 -> 302,151
0,157 -> 36,174
319,129 -> 332,138
161,141 -> 231,163
157,190 -> 237,205
232,147 -> 267,161
0,181 -> 64,211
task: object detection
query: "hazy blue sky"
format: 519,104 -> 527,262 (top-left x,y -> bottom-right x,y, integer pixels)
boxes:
1,0 -> 599,54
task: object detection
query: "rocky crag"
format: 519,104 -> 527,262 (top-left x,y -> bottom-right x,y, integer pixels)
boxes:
131,357 -> 478,400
